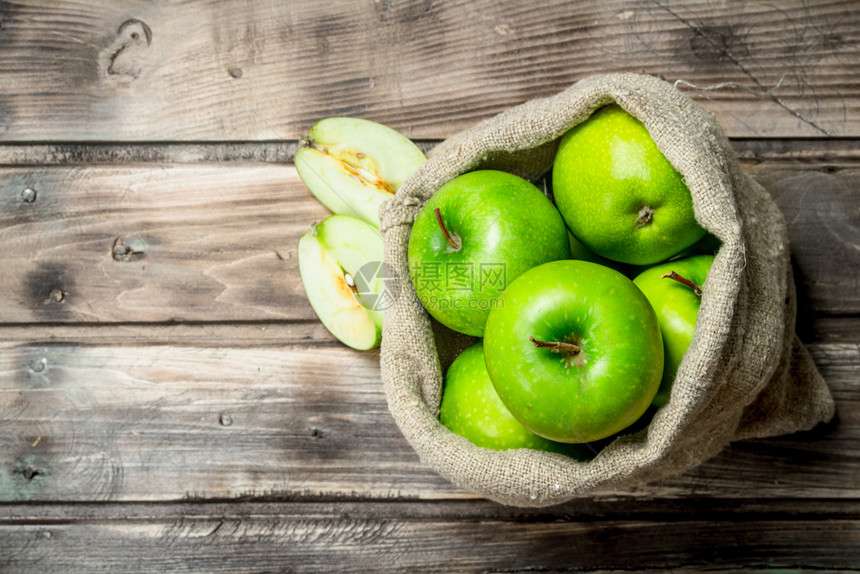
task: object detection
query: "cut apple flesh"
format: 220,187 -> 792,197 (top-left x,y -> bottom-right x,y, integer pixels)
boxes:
297,215 -> 387,350
309,141 -> 393,193
295,117 -> 426,226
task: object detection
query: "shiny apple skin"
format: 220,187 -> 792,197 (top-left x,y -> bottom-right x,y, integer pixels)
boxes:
408,170 -> 570,337
633,254 -> 714,407
441,341 -> 596,460
553,105 -> 706,265
484,260 -> 663,443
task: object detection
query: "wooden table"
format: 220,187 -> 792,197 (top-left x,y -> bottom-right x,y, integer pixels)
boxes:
1,1 -> 858,571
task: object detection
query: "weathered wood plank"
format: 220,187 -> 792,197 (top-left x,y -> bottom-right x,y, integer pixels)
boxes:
747,162 -> 860,315
1,159 -> 857,323
0,515 -> 858,573
0,0 -> 857,141
0,336 -> 855,503
0,164 -> 325,323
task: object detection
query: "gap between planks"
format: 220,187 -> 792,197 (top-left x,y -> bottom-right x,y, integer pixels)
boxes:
2,498 -> 860,524
0,316 -> 859,347
1,138 -> 860,166
0,320 -> 339,347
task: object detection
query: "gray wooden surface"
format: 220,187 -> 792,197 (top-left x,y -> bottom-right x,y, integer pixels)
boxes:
1,1 -> 859,571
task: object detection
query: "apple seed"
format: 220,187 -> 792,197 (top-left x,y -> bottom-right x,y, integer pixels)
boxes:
343,272 -> 359,294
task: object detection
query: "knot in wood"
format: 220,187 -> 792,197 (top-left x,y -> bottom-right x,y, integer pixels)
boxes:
112,237 -> 145,261
105,19 -> 153,81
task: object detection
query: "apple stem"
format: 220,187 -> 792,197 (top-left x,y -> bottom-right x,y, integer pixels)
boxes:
529,336 -> 582,355
636,206 -> 654,228
661,271 -> 703,298
434,208 -> 461,250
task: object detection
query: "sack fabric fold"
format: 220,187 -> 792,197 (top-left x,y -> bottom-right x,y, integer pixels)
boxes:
378,72 -> 835,507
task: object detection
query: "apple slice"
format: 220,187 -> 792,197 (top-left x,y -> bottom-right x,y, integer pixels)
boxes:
297,215 -> 393,350
295,117 -> 426,226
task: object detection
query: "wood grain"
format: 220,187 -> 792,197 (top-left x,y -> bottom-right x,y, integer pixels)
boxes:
0,334 -> 854,503
1,159 -> 857,323
0,164 -> 326,323
747,161 -> 860,315
0,0 -> 857,141
0,513 -> 858,573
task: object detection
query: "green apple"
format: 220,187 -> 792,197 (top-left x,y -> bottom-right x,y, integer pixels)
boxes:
483,259 -> 663,443
297,215 -> 392,350
295,117 -> 426,226
633,254 -> 714,407
440,341 -> 596,460
408,170 -> 570,337
624,233 -> 720,278
552,104 -> 706,265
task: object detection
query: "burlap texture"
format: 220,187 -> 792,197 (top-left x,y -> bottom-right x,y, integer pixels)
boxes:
378,72 -> 835,507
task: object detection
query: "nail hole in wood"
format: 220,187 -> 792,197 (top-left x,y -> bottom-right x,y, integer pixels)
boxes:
29,358 -> 47,373
23,467 -> 44,481
44,289 -> 66,304
21,187 -> 37,203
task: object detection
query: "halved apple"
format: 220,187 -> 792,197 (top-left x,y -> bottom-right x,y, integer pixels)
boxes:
295,117 -> 426,226
297,214 -> 393,350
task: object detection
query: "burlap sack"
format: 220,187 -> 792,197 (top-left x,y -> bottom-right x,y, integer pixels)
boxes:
378,72 -> 835,507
